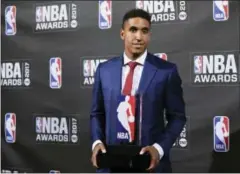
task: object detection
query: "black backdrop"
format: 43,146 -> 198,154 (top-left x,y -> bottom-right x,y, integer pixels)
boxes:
1,1 -> 240,173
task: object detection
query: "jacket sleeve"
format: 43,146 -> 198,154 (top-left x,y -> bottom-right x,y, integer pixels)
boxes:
90,63 -> 106,145
157,64 -> 187,154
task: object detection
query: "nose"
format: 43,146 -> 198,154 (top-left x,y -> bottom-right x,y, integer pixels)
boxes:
135,30 -> 142,40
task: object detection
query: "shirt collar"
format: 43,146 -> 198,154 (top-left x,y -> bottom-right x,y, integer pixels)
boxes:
123,49 -> 147,66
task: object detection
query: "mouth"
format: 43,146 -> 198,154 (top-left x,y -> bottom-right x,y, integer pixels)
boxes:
132,44 -> 144,48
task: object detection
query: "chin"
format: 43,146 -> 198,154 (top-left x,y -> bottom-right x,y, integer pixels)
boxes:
132,52 -> 142,58
132,49 -> 144,55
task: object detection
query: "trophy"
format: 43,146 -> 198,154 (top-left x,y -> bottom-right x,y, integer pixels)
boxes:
96,92 -> 150,170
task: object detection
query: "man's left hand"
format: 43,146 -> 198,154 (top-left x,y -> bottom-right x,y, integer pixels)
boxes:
140,145 -> 160,171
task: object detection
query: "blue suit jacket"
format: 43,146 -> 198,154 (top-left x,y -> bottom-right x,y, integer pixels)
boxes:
90,52 -> 186,173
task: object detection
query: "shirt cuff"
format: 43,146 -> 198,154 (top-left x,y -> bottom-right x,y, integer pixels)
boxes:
153,143 -> 164,160
92,140 -> 103,151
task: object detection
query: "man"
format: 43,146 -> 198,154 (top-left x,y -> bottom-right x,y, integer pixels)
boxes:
90,9 -> 186,173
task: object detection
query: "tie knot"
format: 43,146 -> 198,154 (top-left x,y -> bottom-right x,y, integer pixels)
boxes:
128,61 -> 138,70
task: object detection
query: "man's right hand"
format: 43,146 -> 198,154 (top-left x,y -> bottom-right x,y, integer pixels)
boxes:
91,143 -> 106,168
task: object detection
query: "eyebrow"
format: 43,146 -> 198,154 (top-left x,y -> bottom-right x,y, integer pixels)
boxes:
129,26 -> 149,31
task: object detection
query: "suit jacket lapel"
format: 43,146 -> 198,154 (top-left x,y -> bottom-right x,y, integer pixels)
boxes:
137,53 -> 158,95
111,55 -> 123,96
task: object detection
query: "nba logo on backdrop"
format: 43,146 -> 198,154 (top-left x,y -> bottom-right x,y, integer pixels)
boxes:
99,0 -> 112,29
154,53 -> 168,61
213,0 -> 229,21
82,58 -> 107,85
49,57 -> 62,89
83,60 -> 91,77
191,51 -> 238,84
35,3 -> 78,32
136,1 -> 188,23
5,113 -> 16,143
35,115 -> 79,144
5,6 -> 17,36
194,55 -> 203,74
35,117 -> 42,133
213,116 -> 230,152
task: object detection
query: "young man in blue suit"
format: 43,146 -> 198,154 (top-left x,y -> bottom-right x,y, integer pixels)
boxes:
90,8 -> 186,173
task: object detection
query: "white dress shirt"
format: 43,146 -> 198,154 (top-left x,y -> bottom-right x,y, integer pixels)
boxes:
92,50 -> 164,159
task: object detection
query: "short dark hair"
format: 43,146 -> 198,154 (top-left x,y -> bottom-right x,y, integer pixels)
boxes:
122,9 -> 151,29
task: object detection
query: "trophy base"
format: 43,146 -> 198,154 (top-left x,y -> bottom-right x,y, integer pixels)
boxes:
96,145 -> 151,170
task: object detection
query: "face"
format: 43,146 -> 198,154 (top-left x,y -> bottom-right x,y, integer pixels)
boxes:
120,17 -> 151,58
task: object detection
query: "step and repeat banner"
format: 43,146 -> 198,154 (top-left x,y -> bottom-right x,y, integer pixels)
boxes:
1,0 -> 240,173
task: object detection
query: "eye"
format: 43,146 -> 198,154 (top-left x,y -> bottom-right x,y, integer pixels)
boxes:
142,29 -> 149,34
130,28 -> 137,32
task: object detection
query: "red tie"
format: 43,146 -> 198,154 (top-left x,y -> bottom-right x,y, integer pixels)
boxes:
122,61 -> 138,142
122,62 -> 138,95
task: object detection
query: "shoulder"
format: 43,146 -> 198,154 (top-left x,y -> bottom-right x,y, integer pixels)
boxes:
147,52 -> 177,72
98,56 -> 121,70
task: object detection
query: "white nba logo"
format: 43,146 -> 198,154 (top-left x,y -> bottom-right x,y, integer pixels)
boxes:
194,56 -> 203,74
83,60 -> 91,77
136,0 -> 144,9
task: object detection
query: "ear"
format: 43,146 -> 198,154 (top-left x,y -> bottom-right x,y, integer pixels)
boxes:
120,29 -> 124,40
